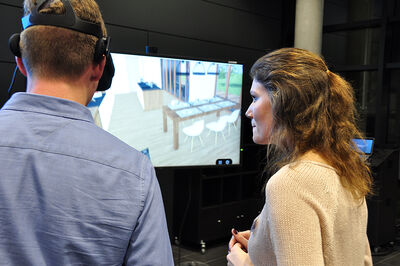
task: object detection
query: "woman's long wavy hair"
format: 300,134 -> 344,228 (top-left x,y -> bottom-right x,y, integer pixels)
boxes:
251,47 -> 372,200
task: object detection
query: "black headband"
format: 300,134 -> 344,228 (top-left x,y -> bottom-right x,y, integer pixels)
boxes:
21,0 -> 103,38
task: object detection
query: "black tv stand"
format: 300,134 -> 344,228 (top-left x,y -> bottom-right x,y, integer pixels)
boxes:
173,166 -> 264,254
367,148 -> 399,255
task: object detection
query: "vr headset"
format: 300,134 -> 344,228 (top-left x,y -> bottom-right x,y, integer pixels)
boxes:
8,0 -> 114,91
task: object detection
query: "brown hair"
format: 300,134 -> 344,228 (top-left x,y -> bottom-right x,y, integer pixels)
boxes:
20,0 -> 106,80
251,47 -> 372,200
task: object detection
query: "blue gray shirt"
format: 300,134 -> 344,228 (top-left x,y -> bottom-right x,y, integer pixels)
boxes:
0,92 -> 173,265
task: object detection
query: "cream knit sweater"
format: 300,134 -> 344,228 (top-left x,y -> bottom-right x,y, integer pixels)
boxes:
248,160 -> 372,266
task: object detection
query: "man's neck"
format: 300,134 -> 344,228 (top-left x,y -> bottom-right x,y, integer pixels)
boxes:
26,77 -> 95,106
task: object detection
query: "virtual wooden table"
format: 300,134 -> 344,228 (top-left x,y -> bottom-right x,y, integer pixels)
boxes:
162,97 -> 239,150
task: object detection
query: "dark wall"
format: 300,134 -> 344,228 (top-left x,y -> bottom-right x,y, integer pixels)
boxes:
97,0 -> 281,56
0,2 -> 24,107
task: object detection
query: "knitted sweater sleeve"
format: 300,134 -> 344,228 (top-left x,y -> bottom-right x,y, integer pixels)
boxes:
364,231 -> 373,265
264,167 -> 325,266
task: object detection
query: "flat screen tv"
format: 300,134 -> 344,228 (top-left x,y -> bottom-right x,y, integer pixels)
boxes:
88,52 -> 244,168
352,137 -> 374,155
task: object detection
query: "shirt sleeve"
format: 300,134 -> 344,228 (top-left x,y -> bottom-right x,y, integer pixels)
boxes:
364,236 -> 373,266
265,175 -> 325,266
124,159 -> 174,266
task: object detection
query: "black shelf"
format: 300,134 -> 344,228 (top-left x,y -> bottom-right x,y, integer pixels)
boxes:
173,167 -> 264,249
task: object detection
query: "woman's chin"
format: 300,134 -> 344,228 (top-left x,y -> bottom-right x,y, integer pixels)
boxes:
252,135 -> 270,145
252,136 -> 262,145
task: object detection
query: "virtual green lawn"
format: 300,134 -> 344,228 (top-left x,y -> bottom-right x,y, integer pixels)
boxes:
217,73 -> 242,96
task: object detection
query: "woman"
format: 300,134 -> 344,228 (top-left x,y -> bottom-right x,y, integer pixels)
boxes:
227,48 -> 373,265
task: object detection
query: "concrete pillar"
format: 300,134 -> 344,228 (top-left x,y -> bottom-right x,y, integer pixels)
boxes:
294,0 -> 324,55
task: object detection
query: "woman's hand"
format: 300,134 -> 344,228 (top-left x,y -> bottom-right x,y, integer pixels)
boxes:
228,229 -> 250,252
227,229 -> 253,265
227,242 -> 253,266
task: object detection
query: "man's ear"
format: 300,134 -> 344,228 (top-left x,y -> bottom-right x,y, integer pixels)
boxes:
91,56 -> 106,82
15,56 -> 27,77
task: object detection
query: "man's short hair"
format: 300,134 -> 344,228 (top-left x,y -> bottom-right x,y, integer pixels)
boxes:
20,0 -> 107,80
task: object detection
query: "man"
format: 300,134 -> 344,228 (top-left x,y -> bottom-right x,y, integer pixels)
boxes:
0,0 -> 174,265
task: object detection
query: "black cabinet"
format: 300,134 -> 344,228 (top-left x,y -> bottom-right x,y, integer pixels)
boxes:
173,167 -> 264,252
366,149 -> 399,251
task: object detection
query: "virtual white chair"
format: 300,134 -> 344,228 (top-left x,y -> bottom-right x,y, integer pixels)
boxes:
221,109 -> 240,136
182,120 -> 205,152
206,117 -> 228,145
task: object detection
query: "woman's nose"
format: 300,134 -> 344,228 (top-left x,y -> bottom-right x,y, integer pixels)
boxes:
245,105 -> 252,118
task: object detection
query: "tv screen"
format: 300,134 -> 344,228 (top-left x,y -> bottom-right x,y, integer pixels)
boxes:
352,138 -> 374,155
88,52 -> 244,167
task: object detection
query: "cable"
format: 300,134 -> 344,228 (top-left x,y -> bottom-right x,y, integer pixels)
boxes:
8,65 -> 19,98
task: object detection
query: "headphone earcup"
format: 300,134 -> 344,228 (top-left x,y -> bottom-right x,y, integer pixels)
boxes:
9,33 -> 21,58
94,37 -> 106,62
97,53 -> 115,91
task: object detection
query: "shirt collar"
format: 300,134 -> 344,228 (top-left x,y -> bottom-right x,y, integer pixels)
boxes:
2,92 -> 94,123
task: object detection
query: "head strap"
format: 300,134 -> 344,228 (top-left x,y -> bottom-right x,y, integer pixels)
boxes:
21,0 -> 103,38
